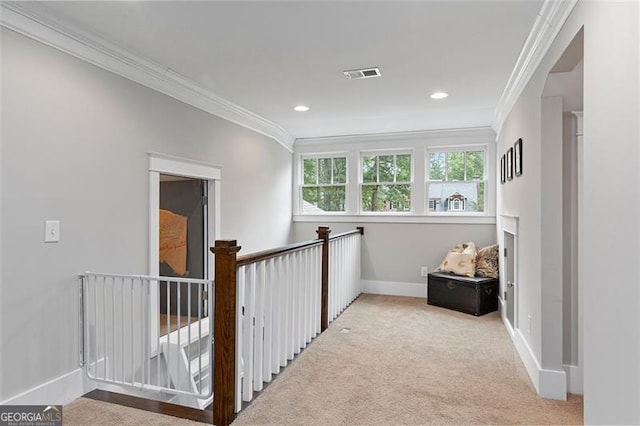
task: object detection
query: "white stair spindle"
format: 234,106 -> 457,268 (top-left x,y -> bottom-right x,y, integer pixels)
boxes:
253,261 -> 265,392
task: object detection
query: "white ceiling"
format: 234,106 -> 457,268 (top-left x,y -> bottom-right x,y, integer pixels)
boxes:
19,1 -> 544,140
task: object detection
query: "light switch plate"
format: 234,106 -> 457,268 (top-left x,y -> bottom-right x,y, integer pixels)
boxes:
45,220 -> 60,243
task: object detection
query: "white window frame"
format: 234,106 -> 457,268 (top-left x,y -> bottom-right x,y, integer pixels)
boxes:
426,145 -> 489,216
297,153 -> 348,215
292,128 -> 496,224
359,149 -> 414,215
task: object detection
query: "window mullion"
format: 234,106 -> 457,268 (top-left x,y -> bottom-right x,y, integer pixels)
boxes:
330,158 -> 334,184
464,152 -> 467,181
445,153 -> 448,182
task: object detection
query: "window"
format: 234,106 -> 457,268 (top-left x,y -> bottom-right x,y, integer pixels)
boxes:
361,153 -> 412,212
301,156 -> 347,213
427,149 -> 486,213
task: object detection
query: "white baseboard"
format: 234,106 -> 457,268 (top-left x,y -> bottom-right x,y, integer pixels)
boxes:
0,368 -> 96,406
510,328 -> 567,400
362,280 -> 427,298
539,367 -> 568,400
564,364 -> 583,394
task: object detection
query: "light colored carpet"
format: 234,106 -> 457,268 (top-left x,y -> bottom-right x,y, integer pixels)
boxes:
63,295 -> 582,425
233,294 -> 583,425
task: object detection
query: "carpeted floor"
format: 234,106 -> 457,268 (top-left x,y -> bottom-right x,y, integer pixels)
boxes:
64,294 -> 583,425
232,294 -> 583,425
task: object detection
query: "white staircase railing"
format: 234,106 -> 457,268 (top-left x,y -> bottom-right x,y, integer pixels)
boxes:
235,241 -> 323,409
328,230 -> 363,324
79,272 -> 214,407
226,227 -> 364,412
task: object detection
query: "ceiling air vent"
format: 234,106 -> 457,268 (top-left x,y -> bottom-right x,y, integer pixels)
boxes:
343,67 -> 381,80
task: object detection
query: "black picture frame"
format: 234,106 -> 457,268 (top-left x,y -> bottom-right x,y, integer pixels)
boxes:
514,138 -> 523,176
500,155 -> 506,184
507,147 -> 513,181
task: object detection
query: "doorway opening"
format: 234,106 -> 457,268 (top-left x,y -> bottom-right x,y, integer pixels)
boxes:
159,174 -> 208,336
148,153 -> 221,353
504,230 -> 515,330
543,27 -> 584,394
500,214 -> 518,334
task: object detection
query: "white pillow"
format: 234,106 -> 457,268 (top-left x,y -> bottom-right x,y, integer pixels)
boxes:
435,251 -> 476,277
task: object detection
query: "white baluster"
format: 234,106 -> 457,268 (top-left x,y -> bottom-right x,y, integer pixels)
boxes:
292,251 -> 298,355
285,253 -> 294,361
253,261 -> 265,392
280,255 -> 289,367
263,259 -> 273,383
303,248 -> 310,345
271,257 -> 281,374
242,264 -> 255,402
315,246 -> 321,334
235,266 -> 245,410
297,250 -> 305,350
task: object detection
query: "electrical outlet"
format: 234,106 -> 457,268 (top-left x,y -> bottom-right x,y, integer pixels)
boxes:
421,267 -> 429,277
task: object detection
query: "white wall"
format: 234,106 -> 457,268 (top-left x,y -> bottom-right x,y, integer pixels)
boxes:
540,95 -> 563,374
293,222 -> 496,292
497,1 -> 640,422
581,2 -> 639,421
292,128 -> 497,297
0,28 -> 292,401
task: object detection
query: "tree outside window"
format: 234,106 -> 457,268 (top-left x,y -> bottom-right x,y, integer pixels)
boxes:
361,153 -> 412,212
301,156 -> 347,212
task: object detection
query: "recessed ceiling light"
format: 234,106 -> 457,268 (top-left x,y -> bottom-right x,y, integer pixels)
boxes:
430,91 -> 449,99
294,105 -> 309,112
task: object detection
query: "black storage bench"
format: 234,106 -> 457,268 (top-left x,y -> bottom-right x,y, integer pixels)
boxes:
427,272 -> 498,316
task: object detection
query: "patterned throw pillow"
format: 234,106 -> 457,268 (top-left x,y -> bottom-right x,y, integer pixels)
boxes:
435,242 -> 477,277
451,242 -> 477,256
435,252 -> 476,277
475,244 -> 499,278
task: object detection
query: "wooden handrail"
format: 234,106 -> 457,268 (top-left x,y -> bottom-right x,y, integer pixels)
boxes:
236,239 -> 324,266
329,226 -> 364,241
210,226 -> 363,425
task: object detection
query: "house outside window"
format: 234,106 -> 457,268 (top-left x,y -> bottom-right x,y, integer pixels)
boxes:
361,152 -> 412,213
427,148 -> 486,214
301,156 -> 347,213
293,129 -> 495,223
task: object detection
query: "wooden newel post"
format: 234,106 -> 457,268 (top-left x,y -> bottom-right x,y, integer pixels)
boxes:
316,226 -> 331,331
211,240 -> 241,426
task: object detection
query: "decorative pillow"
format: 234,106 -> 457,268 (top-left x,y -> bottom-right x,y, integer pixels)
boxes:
475,244 -> 499,278
451,242 -> 477,256
435,242 -> 477,277
435,251 -> 476,277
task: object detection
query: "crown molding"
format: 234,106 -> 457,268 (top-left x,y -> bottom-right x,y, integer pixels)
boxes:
0,2 -> 294,152
295,126 -> 496,148
492,0 -> 579,137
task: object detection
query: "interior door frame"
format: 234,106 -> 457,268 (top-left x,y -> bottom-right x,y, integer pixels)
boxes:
148,153 -> 222,354
500,215 -> 519,334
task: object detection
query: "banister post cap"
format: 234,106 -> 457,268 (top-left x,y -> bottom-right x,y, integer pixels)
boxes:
210,240 -> 242,255
316,226 -> 331,239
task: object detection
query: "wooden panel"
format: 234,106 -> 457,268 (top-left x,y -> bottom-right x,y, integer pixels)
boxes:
84,389 -> 212,424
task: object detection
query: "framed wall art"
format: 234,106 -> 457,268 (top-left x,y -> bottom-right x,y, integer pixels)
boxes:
514,138 -> 523,176
500,154 -> 506,184
507,147 -> 513,181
